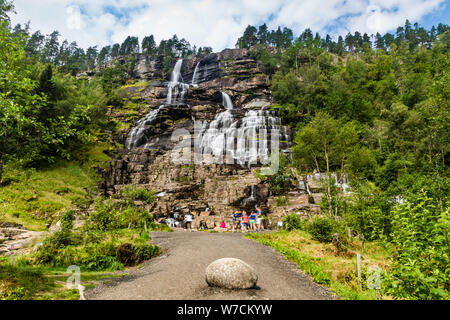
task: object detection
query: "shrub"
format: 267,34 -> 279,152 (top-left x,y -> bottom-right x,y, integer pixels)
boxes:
282,213 -> 306,231
121,186 -> 156,204
60,210 -> 74,231
383,194 -> 449,300
85,198 -> 125,231
33,238 -> 160,271
307,216 -> 339,243
275,196 -> 289,207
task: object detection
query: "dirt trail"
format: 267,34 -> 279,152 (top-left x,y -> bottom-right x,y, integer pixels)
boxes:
85,230 -> 336,300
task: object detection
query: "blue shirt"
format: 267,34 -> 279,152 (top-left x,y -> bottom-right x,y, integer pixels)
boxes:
250,214 -> 256,220
233,212 -> 238,221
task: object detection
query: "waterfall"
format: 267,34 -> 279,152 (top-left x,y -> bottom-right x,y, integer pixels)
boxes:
249,185 -> 255,200
199,108 -> 290,165
171,59 -> 183,82
222,92 -> 233,110
126,57 -> 292,160
167,59 -> 189,105
125,106 -> 164,149
192,61 -> 201,85
241,185 -> 257,207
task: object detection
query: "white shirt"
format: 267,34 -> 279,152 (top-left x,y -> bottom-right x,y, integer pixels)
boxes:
185,214 -> 193,222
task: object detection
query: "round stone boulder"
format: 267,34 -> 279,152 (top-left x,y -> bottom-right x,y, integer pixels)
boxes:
205,258 -> 258,289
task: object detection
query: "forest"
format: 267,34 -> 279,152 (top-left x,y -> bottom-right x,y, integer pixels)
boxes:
0,0 -> 448,300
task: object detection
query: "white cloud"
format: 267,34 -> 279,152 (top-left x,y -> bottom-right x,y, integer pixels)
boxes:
10,0 -> 446,51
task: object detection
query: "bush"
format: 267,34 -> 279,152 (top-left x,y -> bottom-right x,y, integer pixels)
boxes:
307,216 -> 339,243
383,194 -> 449,300
60,210 -> 74,231
33,237 -> 160,271
121,186 -> 156,204
85,199 -> 125,231
275,196 -> 289,207
282,213 -> 306,231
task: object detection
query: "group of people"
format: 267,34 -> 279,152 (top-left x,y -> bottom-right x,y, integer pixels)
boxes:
167,211 -> 194,231
231,206 -> 265,233
166,206 -> 265,233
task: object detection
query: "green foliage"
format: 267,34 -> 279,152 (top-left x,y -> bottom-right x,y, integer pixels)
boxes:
60,210 -> 74,231
0,161 -> 98,231
307,216 -> 340,243
0,264 -> 50,300
282,213 -> 305,231
250,45 -> 282,76
344,180 -> 392,241
120,186 -> 156,204
383,194 -> 449,300
33,225 -> 161,271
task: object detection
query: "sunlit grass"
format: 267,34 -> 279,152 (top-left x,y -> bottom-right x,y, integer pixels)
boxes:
247,230 -> 393,300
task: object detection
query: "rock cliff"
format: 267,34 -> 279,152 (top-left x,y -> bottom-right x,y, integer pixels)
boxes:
101,48 -> 309,228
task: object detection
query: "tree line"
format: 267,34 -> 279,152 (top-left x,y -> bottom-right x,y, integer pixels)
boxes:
11,22 -> 212,76
237,21 -> 449,54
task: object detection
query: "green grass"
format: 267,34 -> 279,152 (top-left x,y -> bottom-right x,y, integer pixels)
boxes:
0,257 -> 129,300
0,163 -> 96,230
246,230 -> 392,300
0,144 -> 113,231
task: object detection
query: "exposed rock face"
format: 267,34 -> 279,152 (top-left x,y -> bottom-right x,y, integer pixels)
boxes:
0,222 -> 44,255
205,258 -> 258,289
101,48 -> 301,224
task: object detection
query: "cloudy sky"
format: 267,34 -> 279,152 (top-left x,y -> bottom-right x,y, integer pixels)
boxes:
10,0 -> 450,51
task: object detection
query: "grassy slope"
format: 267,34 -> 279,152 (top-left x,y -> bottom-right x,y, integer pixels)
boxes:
246,230 -> 392,300
0,143 -> 113,231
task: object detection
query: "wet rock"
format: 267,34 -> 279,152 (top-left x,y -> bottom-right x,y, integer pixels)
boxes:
205,258 -> 258,289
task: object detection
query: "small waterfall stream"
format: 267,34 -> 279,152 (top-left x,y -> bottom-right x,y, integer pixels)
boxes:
167,59 -> 189,105
192,61 -> 201,86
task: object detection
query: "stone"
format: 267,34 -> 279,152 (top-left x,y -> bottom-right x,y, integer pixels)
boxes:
205,258 -> 258,289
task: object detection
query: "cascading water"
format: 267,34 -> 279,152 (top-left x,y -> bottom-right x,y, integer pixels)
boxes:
167,59 -> 189,105
199,92 -> 237,157
127,59 -> 190,149
198,92 -> 290,165
191,61 -> 201,86
222,92 -> 233,110
125,106 -> 164,149
126,58 -> 291,166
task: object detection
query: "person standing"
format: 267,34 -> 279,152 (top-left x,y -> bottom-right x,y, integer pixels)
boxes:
249,211 -> 256,231
256,206 -> 264,231
168,211 -> 175,228
185,212 -> 193,232
232,210 -> 240,233
241,211 -> 249,233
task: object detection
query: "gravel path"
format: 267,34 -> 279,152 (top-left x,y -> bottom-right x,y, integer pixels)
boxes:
85,230 -> 336,300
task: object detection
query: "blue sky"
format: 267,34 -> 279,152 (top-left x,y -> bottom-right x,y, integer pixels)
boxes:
10,0 -> 450,51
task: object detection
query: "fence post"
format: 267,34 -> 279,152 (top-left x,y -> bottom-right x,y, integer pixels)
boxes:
357,253 -> 362,289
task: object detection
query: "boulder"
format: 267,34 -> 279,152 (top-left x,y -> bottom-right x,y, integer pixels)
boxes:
205,258 -> 258,289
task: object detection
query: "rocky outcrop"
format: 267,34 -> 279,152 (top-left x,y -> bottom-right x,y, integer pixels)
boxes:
205,258 -> 258,289
0,222 -> 44,255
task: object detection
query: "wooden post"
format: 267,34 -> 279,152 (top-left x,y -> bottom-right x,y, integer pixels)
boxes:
10,244 -> 15,266
357,253 -> 362,289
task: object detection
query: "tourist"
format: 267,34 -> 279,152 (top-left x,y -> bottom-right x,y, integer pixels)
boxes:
185,212 -> 193,232
277,220 -> 283,230
232,210 -> 240,232
241,211 -> 249,233
220,221 -> 226,230
168,211 -> 175,228
256,206 -> 264,231
249,211 -> 256,231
